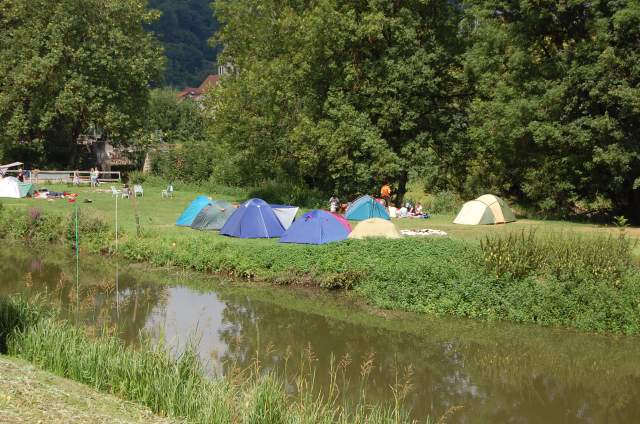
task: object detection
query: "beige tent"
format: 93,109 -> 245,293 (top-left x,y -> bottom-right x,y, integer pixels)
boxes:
348,218 -> 401,239
453,194 -> 516,225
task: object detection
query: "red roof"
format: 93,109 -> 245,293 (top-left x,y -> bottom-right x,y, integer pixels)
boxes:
177,75 -> 220,100
199,75 -> 220,90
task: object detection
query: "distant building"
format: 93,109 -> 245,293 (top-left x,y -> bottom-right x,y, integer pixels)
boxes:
176,74 -> 220,101
176,63 -> 234,101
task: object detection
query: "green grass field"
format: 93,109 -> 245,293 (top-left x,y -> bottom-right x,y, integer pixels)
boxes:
4,181 -> 639,245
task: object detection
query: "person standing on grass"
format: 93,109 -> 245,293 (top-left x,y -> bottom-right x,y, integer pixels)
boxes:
90,168 -> 98,188
73,171 -> 80,186
17,168 -> 24,182
329,195 -> 340,213
380,182 -> 391,208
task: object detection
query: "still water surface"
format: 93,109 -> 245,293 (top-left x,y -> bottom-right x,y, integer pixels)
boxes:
2,247 -> 640,423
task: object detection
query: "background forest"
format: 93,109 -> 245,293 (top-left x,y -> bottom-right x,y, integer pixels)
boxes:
147,0 -> 220,87
1,0 -> 639,221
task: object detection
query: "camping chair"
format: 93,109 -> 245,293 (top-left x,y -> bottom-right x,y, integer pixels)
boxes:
110,186 -> 121,197
134,184 -> 143,197
161,185 -> 174,198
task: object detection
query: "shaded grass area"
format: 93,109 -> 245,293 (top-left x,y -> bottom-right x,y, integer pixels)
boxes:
0,297 -> 427,424
0,355 -> 177,424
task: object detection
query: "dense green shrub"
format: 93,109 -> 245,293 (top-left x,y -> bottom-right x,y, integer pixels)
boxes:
404,180 -> 463,214
248,180 -> 326,208
0,207 -> 67,243
480,230 -> 636,286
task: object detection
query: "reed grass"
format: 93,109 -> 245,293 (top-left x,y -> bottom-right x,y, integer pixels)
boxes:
480,229 -> 636,285
0,296 -> 428,424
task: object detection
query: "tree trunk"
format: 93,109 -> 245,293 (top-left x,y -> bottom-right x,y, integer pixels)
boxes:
395,170 -> 408,208
142,151 -> 152,174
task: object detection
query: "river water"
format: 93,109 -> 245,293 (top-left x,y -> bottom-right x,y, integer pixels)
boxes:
2,247 -> 640,423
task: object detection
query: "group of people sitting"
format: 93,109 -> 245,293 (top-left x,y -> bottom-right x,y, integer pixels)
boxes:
394,202 -> 427,218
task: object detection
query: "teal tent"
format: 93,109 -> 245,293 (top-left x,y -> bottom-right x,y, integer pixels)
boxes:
345,195 -> 390,221
176,195 -> 212,227
191,200 -> 235,230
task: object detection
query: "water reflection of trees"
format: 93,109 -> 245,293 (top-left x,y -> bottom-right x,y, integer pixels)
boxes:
215,291 -> 640,423
0,252 -> 168,345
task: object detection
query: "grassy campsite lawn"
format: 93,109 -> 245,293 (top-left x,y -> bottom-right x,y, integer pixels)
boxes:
3,181 -> 639,245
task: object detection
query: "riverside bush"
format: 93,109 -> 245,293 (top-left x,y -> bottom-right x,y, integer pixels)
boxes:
480,230 -> 636,286
0,297 -> 423,424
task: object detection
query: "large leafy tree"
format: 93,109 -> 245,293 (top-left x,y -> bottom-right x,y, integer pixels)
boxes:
464,0 -> 640,219
0,0 -> 164,167
208,0 -> 465,202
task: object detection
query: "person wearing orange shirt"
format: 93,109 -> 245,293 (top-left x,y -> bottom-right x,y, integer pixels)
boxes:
380,182 -> 391,207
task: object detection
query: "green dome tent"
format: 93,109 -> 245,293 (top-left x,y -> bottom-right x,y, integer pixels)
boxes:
191,200 -> 235,231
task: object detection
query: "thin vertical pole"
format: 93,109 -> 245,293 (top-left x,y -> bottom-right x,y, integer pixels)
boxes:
115,194 -> 118,251
75,202 -> 79,320
115,194 -> 119,317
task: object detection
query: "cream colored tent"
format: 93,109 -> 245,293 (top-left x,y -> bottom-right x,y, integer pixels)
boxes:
453,194 -> 516,225
348,218 -> 401,239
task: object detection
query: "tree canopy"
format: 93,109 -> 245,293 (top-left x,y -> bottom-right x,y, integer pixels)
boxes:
463,0 -> 640,218
204,0 -> 640,220
0,0 -> 164,168
209,0 -> 465,201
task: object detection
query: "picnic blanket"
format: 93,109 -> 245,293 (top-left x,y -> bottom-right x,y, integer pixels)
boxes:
400,228 -> 447,237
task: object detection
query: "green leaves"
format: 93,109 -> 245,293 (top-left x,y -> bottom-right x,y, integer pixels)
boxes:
0,0 -> 164,167
464,0 -> 640,219
208,0 -> 464,199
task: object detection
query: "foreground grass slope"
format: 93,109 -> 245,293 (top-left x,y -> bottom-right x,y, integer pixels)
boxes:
0,182 -> 639,334
0,356 -> 177,424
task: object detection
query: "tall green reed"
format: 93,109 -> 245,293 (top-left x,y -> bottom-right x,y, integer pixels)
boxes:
480,229 -> 637,286
1,296 -> 430,424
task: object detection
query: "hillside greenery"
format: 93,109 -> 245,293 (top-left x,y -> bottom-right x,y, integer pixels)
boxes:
147,0 -> 220,88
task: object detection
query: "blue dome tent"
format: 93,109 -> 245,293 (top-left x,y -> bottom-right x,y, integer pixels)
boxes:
220,198 -> 285,238
280,210 -> 351,245
176,195 -> 212,226
345,195 -> 390,221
